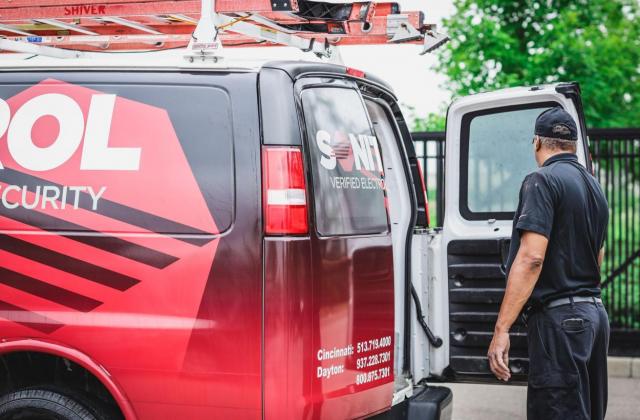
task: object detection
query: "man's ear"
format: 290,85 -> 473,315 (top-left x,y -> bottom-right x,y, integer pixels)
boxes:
534,137 -> 542,152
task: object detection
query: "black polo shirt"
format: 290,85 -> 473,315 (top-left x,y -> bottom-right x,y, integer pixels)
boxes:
505,153 -> 609,305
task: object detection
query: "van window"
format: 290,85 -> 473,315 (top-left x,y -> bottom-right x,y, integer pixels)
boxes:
460,103 -> 558,220
0,81 -> 234,238
301,87 -> 388,236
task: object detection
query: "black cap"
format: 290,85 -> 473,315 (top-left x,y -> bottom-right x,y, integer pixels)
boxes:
535,107 -> 578,141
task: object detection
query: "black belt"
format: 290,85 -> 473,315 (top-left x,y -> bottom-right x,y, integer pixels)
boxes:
522,295 -> 602,325
545,295 -> 602,309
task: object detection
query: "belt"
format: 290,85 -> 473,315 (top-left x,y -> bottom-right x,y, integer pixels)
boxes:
545,295 -> 602,309
522,295 -> 602,326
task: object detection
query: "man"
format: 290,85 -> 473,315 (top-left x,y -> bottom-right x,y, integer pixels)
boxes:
487,107 -> 610,420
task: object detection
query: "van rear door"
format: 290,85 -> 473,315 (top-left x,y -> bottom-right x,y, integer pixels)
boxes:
429,83 -> 590,382
262,68 -> 396,419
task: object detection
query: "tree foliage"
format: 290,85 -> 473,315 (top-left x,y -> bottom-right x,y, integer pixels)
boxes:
435,0 -> 640,128
411,111 -> 446,132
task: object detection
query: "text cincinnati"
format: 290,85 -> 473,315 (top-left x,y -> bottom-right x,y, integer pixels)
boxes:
317,345 -> 355,361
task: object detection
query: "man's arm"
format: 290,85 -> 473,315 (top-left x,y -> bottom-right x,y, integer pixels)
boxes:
487,231 -> 549,381
598,247 -> 604,268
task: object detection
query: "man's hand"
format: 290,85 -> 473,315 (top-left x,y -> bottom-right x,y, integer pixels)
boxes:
488,330 -> 511,381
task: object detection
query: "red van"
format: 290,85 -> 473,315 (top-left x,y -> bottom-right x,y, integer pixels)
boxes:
0,59 -> 591,420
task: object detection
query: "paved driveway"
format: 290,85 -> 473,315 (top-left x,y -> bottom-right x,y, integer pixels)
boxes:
444,377 -> 640,419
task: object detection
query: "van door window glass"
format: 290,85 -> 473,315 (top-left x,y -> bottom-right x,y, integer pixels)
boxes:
0,81 -> 234,237
462,104 -> 557,219
301,87 -> 388,236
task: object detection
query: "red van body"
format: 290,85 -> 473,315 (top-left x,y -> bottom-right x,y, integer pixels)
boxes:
0,62 -> 425,420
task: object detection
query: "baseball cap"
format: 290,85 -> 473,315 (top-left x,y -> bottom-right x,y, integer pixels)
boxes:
535,107 -> 578,141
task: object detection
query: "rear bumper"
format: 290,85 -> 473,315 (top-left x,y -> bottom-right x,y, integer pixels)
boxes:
369,386 -> 452,420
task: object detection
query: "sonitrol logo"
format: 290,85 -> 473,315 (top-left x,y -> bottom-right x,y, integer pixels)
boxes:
314,130 -> 385,191
315,130 -> 383,172
0,93 -> 141,172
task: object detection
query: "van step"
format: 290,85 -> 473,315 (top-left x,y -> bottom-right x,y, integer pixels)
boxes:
369,386 -> 453,420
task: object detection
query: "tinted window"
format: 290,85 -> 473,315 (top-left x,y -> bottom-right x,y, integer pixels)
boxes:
0,80 -> 233,237
301,87 -> 388,236
462,103 -> 557,219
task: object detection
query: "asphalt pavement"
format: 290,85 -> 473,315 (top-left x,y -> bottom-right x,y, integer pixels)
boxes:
444,377 -> 640,419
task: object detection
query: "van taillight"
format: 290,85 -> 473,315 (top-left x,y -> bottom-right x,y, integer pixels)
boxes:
417,160 -> 431,226
262,146 -> 309,235
346,67 -> 366,78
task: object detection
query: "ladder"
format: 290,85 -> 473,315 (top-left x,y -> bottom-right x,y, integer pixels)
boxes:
0,0 -> 449,60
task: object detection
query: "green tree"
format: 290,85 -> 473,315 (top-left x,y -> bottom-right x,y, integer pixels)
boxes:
424,0 -> 640,327
434,0 -> 640,128
413,113 -> 446,132
406,104 -> 446,131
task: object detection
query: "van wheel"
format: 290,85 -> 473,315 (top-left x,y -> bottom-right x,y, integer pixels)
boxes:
0,389 -> 97,420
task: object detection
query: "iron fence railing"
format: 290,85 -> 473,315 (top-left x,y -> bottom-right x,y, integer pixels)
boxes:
412,131 -> 445,227
590,129 -> 640,334
413,128 -> 640,342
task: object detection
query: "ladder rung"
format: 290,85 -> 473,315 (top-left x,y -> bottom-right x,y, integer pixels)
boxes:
33,18 -> 98,35
96,16 -> 163,35
0,23 -> 35,36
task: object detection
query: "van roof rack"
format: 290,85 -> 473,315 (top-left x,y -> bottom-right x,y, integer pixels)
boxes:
0,0 -> 449,61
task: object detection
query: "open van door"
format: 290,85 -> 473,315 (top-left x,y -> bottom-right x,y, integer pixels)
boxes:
428,83 -> 591,382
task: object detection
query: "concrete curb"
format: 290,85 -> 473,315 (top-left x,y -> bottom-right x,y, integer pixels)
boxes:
608,357 -> 640,378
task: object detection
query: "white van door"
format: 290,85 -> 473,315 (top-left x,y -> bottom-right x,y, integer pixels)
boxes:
428,83 -> 591,382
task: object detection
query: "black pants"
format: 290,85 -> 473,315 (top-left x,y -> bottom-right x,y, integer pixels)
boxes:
527,301 -> 609,420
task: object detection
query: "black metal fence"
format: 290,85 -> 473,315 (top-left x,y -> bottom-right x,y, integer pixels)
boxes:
413,128 -> 640,349
590,129 -> 640,338
412,132 -> 446,227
